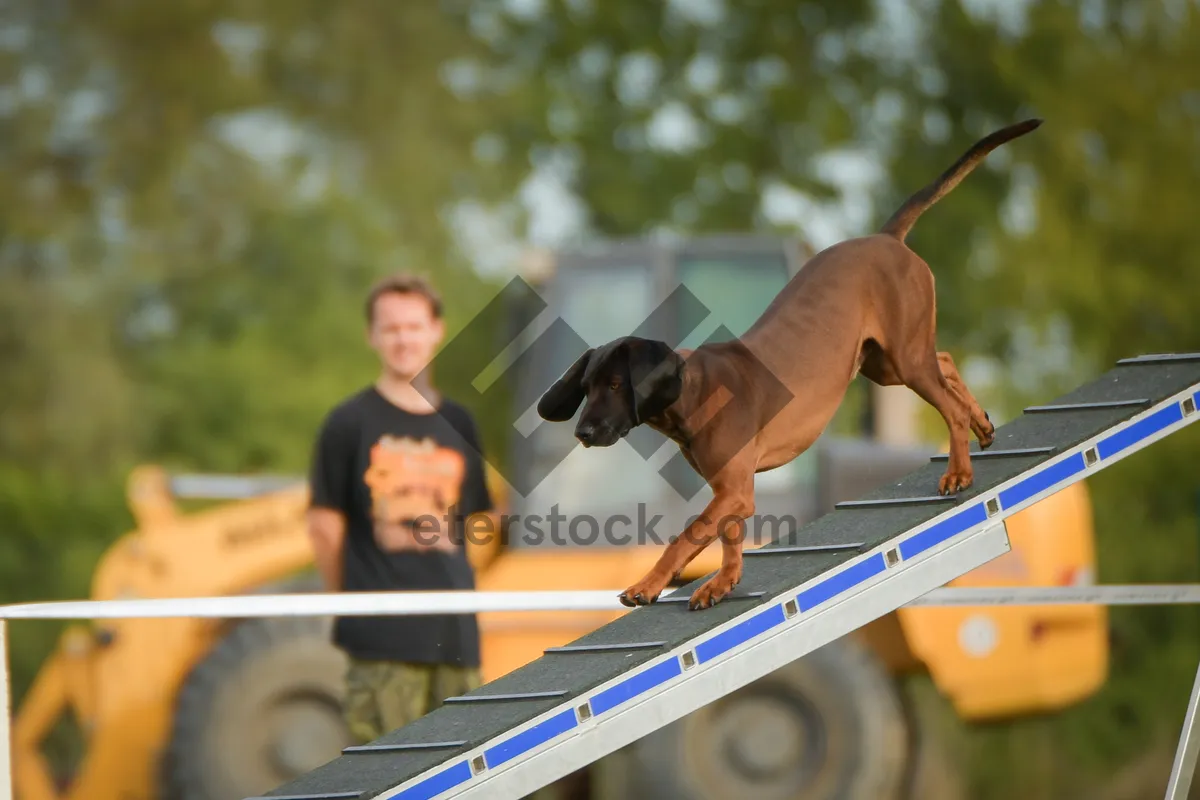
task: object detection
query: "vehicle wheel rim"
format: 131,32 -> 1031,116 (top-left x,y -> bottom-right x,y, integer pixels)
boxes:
724,698 -> 808,779
683,683 -> 829,797
264,690 -> 348,778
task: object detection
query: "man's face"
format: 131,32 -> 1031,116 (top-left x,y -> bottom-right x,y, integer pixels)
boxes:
368,292 -> 444,380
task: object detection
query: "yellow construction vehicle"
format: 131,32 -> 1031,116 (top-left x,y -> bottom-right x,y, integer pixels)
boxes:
11,234 -> 1109,800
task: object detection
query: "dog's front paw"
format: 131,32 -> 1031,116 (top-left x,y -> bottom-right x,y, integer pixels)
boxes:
688,567 -> 741,611
619,571 -> 670,607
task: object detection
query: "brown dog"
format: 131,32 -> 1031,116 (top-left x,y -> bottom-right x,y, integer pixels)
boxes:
537,119 -> 1040,610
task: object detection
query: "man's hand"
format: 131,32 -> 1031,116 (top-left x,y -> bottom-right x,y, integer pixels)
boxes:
307,507 -> 346,591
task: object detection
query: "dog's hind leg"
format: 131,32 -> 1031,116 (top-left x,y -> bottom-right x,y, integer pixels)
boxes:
862,343 -> 994,452
860,264 -> 974,492
865,340 -> 975,492
937,352 -> 994,448
859,340 -> 903,386
899,350 -> 975,494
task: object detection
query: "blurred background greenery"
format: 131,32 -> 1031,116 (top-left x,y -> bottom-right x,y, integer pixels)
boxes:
1,1 -> 1199,798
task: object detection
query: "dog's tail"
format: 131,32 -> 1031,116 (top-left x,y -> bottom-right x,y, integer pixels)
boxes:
879,118 -> 1043,243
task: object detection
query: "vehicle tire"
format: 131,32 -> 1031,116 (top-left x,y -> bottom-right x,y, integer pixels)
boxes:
622,636 -> 911,800
159,612 -> 353,800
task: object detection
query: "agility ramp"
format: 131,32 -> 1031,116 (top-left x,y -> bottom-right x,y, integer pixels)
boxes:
223,352 -> 1200,800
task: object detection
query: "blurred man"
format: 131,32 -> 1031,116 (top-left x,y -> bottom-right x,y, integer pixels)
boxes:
306,273 -> 493,744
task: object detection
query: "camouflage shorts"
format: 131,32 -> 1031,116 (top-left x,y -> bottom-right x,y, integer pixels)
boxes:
343,659 -> 482,745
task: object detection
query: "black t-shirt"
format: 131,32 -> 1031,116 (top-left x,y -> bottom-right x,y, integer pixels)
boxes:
308,386 -> 492,667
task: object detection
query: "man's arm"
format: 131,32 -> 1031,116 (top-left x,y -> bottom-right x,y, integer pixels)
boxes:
307,507 -> 346,591
307,407 -> 354,590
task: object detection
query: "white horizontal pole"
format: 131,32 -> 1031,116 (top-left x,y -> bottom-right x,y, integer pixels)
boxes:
0,584 -> 1197,621
0,590 -> 638,620
908,584 -> 1200,607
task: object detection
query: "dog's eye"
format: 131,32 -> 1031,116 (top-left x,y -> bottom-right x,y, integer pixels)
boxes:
609,381 -> 620,391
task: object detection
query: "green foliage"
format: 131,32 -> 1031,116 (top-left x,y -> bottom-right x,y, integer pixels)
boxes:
0,465 -> 131,701
447,0 -> 885,236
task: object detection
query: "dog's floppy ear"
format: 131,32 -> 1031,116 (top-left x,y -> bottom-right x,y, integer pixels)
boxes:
537,348 -> 594,421
625,339 -> 684,424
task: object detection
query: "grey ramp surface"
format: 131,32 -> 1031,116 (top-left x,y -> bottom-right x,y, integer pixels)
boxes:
256,354 -> 1200,799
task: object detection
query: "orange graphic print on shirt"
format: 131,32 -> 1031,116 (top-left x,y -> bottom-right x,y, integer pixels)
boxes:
362,435 -> 466,551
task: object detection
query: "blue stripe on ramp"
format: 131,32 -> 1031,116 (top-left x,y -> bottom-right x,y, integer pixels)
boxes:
695,603 -> 787,664
998,452 -> 1086,510
899,503 -> 988,561
796,552 -> 887,612
1097,402 -> 1183,460
484,708 -> 577,769
388,760 -> 472,800
590,656 -> 682,716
